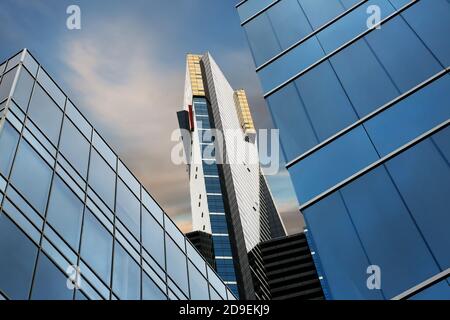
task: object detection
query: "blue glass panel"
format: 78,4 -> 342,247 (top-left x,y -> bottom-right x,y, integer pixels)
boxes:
267,83 -> 318,162
402,0 -> 450,67
365,74 -> 450,156
31,253 -> 74,300
207,194 -> 225,213
409,278 -> 450,300
330,39 -> 399,117
10,139 -> 52,214
258,36 -> 323,93
60,118 -> 90,178
298,0 -> 345,29
340,165 -> 441,299
317,0 -> 396,54
13,67 -> 34,111
143,273 -> 167,300
188,262 -> 210,300
0,121 -> 20,177
116,179 -> 140,239
304,192 -> 383,299
88,149 -> 116,210
386,131 -> 450,272
289,126 -> 379,203
0,214 -> 38,299
365,16 -> 442,92
295,61 -> 358,142
27,84 -> 63,145
46,175 -> 84,250
142,208 -> 165,267
0,67 -> 16,103
244,13 -> 281,66
80,210 -> 113,285
204,176 -> 221,194
237,0 -> 274,23
113,243 -> 140,300
166,235 -> 189,295
268,0 -> 312,49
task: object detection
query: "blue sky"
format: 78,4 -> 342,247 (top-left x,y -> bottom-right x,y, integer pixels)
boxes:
0,0 -> 303,233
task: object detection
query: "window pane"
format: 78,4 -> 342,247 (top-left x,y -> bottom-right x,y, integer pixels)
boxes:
288,126 -> 379,203
330,40 -> 399,117
0,214 -> 38,299
60,118 -> 90,178
143,273 -> 167,300
267,83 -> 318,162
31,253 -> 74,300
0,121 -> 20,177
46,175 -> 84,250
386,131 -> 450,272
188,262 -> 209,300
116,179 -> 140,239
237,0 -> 274,22
13,67 -> 34,111
36,69 -> 65,108
88,149 -> 116,210
27,84 -> 63,145
118,161 -> 140,198
92,131 -> 116,169
80,209 -> 113,285
142,189 -> 164,225
142,208 -> 165,267
166,235 -> 189,295
65,100 -> 92,140
10,139 -> 53,214
0,67 -> 16,103
298,0 -> 344,29
113,243 -> 140,300
268,0 -> 312,49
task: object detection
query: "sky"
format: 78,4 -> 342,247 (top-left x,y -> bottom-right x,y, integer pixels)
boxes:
0,0 -> 304,234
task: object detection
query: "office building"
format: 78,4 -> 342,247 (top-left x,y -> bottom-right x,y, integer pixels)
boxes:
0,49 -> 235,300
237,0 -> 450,299
249,232 -> 324,300
177,53 -> 286,299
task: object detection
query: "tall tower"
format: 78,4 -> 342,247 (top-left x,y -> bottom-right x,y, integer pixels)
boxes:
177,53 -> 286,299
237,0 -> 450,299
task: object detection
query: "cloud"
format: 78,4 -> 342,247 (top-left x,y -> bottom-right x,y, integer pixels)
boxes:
60,17 -> 192,229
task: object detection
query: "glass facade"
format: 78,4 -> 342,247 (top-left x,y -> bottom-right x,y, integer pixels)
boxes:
0,49 -> 235,300
193,97 -> 239,296
239,0 -> 450,299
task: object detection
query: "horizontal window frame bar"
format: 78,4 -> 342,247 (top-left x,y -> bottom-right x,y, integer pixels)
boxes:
299,120 -> 450,211
286,67 -> 450,168
240,0 -> 281,26
263,0 -> 419,98
392,268 -> 450,300
256,0 -> 368,71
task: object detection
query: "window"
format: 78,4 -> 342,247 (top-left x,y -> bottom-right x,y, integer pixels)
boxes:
116,179 -> 140,239
0,67 -> 17,103
59,118 -> 90,178
118,161 -> 140,198
0,214 -> 38,299
402,0 -> 450,67
330,39 -> 399,118
113,243 -> 140,300
386,129 -> 450,273
267,84 -> 318,162
210,215 -> 228,234
268,0 -> 312,49
205,176 -> 221,194
142,189 -> 164,225
142,208 -> 165,267
88,149 -> 116,210
143,273 -> 166,300
80,209 -> 113,285
298,0 -> 344,29
364,16 -> 441,92
31,253 -> 73,300
13,67 -> 34,111
46,175 -> 84,250
36,69 -> 66,108
244,13 -> 281,66
207,266 -> 227,299
165,235 -> 189,295
288,125 -> 379,203
207,194 -> 225,213
0,121 -> 20,177
10,139 -> 53,214
65,100 -> 92,140
27,84 -> 63,145
237,0 -> 274,22
92,131 -> 116,168
188,262 -> 209,300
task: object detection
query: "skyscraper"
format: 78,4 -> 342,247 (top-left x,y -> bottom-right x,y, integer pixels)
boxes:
177,53 -> 286,299
237,0 -> 450,299
0,49 -> 235,300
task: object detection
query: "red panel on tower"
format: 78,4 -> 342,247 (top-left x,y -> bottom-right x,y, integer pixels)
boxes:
188,105 -> 195,131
